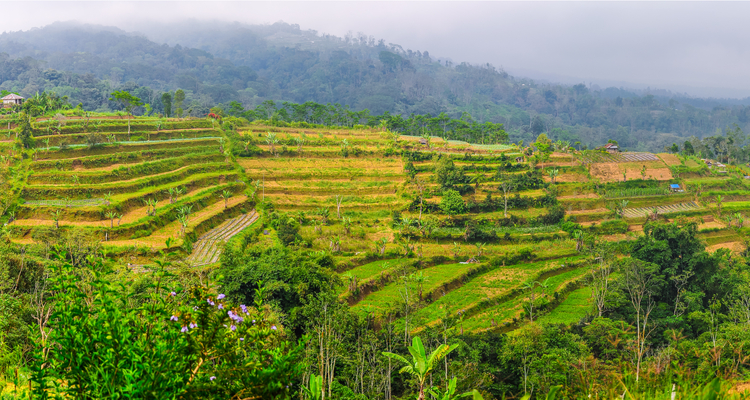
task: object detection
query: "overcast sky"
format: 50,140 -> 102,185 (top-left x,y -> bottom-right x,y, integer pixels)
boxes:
4,1 -> 750,99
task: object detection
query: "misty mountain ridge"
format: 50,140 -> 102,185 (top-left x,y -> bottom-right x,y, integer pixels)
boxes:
3,20 -> 750,152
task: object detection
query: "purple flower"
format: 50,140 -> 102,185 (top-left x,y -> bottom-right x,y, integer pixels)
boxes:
271,325 -> 277,331
207,299 -> 215,306
240,304 -> 248,314
189,323 -> 197,329
217,294 -> 225,300
181,326 -> 188,333
240,337 -> 244,341
170,291 -> 176,296
193,306 -> 199,311
230,324 -> 236,331
170,315 -> 178,322
218,304 -> 224,310
210,376 -> 216,381
252,319 -> 256,324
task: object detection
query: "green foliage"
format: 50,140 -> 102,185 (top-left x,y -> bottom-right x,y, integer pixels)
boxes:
219,246 -> 337,316
33,260 -> 303,399
440,189 -> 467,215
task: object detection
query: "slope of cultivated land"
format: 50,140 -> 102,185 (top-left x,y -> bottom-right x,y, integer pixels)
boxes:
238,153 -> 407,211
104,195 -> 249,249
409,257 -> 581,330
351,263 -> 481,314
536,287 -> 592,325
460,266 -> 589,333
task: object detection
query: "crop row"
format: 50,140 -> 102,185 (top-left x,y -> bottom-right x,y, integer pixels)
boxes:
23,163 -> 235,200
28,153 -> 225,185
13,185 -> 245,240
32,119 -> 213,135
34,139 -> 221,162
24,198 -> 105,207
622,202 -> 700,218
36,129 -> 219,147
17,179 -> 243,221
604,187 -> 669,198
186,211 -> 259,266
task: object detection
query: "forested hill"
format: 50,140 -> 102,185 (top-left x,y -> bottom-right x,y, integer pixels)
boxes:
3,21 -> 750,151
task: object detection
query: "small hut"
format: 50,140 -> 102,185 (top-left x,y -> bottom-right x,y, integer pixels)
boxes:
603,143 -> 619,153
1,94 -> 24,108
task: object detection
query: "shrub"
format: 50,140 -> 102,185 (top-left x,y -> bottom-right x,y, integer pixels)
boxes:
440,190 -> 467,215
33,261 -> 303,399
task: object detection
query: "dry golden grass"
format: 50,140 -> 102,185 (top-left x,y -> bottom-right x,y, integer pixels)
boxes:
657,153 -> 682,166
706,241 -> 745,253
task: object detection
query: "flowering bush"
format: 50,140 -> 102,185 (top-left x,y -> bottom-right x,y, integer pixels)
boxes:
31,260 -> 303,399
207,113 -> 221,120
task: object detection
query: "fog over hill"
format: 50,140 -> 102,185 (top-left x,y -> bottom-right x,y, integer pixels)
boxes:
3,19 -> 750,152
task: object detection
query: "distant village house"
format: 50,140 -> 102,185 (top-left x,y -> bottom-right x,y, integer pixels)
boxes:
1,94 -> 24,108
603,143 -> 619,153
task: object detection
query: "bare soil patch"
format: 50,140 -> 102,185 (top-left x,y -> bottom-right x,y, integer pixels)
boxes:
589,163 -> 621,182
543,173 -> 587,183
624,167 -> 673,181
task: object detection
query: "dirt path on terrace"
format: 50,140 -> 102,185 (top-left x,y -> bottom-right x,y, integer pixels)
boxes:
104,195 -> 247,249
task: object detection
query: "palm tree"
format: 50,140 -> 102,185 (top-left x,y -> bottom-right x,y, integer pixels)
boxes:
452,242 -> 462,259
295,134 -> 306,156
103,192 -> 112,206
375,237 -> 388,256
105,211 -> 117,228
716,195 -> 724,216
265,132 -> 278,155
523,278 -> 550,322
220,190 -> 232,209
51,209 -> 62,229
383,337 -> 458,400
619,199 -> 629,218
474,242 -> 486,258
548,168 -> 559,183
573,230 -> 584,252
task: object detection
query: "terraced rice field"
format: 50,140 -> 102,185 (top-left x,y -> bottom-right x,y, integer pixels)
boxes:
185,210 -> 259,266
460,265 -> 589,333
408,258 -> 580,330
238,145 -> 408,211
622,202 -> 701,218
351,263 -> 480,314
536,287 -> 592,325
24,198 -> 105,207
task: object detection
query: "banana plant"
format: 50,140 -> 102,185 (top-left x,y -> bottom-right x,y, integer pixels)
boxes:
429,377 -> 484,400
383,337 -> 459,400
302,374 -> 323,400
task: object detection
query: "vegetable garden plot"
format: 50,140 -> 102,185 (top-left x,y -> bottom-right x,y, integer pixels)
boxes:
622,202 -> 701,218
620,153 -> 660,162
185,210 -> 259,267
578,151 -> 659,164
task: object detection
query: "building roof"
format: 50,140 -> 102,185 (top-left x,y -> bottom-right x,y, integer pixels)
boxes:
604,143 -> 618,148
1,94 -> 24,100
670,184 -> 680,189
